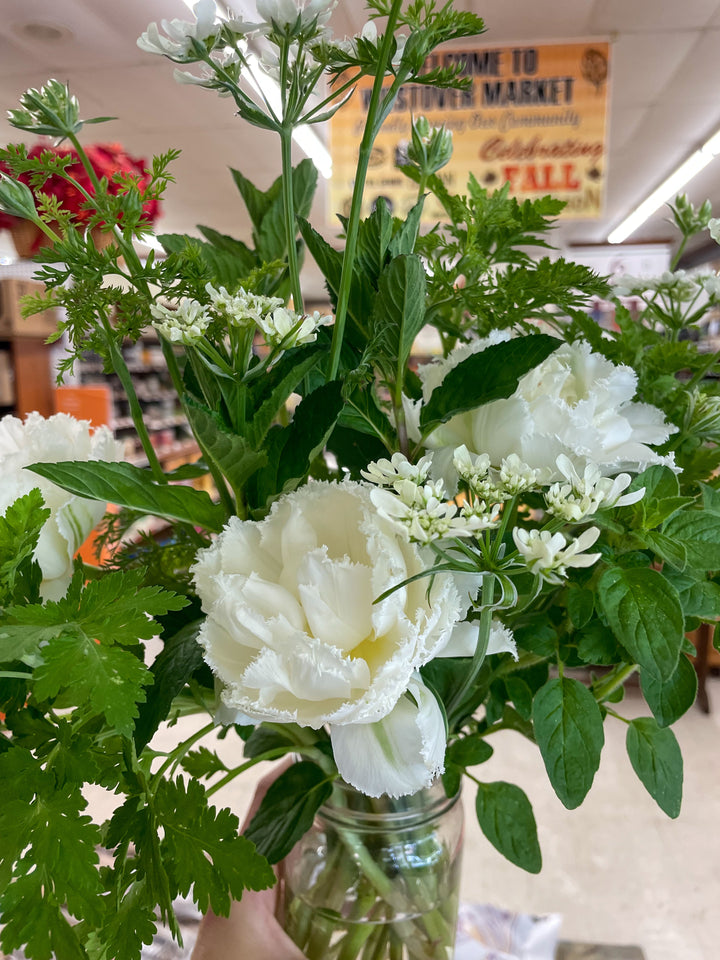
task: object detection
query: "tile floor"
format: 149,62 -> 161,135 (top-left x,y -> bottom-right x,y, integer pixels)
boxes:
84,677 -> 720,960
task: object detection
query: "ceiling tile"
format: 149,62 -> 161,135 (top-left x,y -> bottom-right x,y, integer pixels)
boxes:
609,32 -> 697,106
589,0 -> 720,32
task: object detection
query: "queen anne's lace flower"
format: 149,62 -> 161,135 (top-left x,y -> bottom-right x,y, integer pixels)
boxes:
0,413 -> 123,600
150,298 -> 211,344
512,526 -> 601,584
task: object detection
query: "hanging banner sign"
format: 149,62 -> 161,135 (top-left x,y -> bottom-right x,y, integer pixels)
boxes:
329,41 -> 610,223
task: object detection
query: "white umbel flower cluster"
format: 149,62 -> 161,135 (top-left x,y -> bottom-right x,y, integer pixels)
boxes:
206,283 -> 283,328
257,305 -> 333,349
512,526 -> 601,585
545,455 -> 644,522
150,298 -> 211,345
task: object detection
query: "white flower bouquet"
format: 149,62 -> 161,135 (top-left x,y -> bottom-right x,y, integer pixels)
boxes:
1,3 -> 720,959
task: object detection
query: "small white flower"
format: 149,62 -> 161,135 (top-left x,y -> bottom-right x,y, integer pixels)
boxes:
453,445 -> 490,486
545,455 -> 644,521
150,298 -> 211,344
609,274 -> 645,298
243,0 -> 336,36
512,526 -> 601,584
370,486 -> 476,543
257,306 -> 333,348
361,452 -> 433,488
205,283 -> 283,329
499,453 -> 540,496
330,675 -> 446,798
138,0 -> 219,58
174,50 -> 240,91
701,275 -> 720,298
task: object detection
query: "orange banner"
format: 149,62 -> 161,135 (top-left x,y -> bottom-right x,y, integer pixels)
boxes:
329,42 -> 610,223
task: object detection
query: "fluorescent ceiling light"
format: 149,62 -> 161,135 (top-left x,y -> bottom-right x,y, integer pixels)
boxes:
178,0 -> 333,178
608,128 -> 720,244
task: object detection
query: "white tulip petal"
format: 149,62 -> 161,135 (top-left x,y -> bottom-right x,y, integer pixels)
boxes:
297,549 -> 374,650
330,676 -> 446,798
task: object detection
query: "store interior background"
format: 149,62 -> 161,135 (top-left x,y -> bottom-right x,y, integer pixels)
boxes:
0,2 -> 719,958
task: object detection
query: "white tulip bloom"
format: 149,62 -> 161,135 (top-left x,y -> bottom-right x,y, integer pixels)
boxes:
419,339 -> 677,485
330,675 -> 446,798
512,526 -> 601,585
439,618 -> 517,660
192,481 -> 464,794
0,412 -> 123,600
137,0 -> 219,58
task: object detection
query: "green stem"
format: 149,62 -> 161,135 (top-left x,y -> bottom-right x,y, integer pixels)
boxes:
280,127 -> 304,312
98,314 -> 165,481
593,662 -> 638,703
205,746 -> 326,797
671,234 -> 688,271
328,0 -> 404,380
150,720 -> 216,787
447,575 -> 494,728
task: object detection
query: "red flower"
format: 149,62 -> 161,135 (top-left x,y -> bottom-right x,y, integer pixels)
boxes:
0,141 -> 161,231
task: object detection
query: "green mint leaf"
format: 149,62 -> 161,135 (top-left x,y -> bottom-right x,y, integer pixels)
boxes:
597,567 -> 684,681
447,736 -> 493,767
420,334 -> 559,433
367,254 -> 427,387
566,587 -> 595,629
663,510 -> 720,570
532,677 -> 604,809
27,460 -> 227,532
244,761 -> 333,864
662,569 -> 720,619
475,780 -> 542,873
626,718 -> 683,818
156,777 -> 275,914
640,655 -> 698,727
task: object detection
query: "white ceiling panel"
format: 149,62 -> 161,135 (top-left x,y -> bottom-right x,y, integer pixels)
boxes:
608,32 -> 698,106
589,0 -> 720,32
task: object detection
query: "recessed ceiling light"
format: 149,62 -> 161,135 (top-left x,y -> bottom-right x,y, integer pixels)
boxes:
14,22 -> 73,43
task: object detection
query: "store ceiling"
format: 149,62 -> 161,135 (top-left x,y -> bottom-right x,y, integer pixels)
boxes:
1,0 -> 720,294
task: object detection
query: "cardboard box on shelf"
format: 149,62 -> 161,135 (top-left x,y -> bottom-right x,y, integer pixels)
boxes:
0,278 -> 59,339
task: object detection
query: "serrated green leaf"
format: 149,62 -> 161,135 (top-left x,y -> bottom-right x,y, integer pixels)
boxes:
576,620 -> 629,666
27,460 -> 227,533
626,717 -> 683,817
532,677 -> 604,809
628,464 -> 680,500
475,781 -> 542,873
244,761 -> 333,863
597,567 -> 684,680
663,510 -> 720,570
640,655 -> 698,727
367,254 -> 427,386
420,334 -> 559,433
662,569 -> 720,619
183,402 -> 267,495
640,530 -> 688,571
246,345 -> 325,449
157,777 -> 275,914
389,196 -> 424,257
197,225 -> 256,273
181,746 -> 229,780
33,633 -> 152,736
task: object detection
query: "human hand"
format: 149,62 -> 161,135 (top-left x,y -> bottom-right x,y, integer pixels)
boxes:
190,764 -> 306,960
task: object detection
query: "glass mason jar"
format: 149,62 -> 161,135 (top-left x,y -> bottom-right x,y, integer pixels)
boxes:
280,779 -> 463,960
